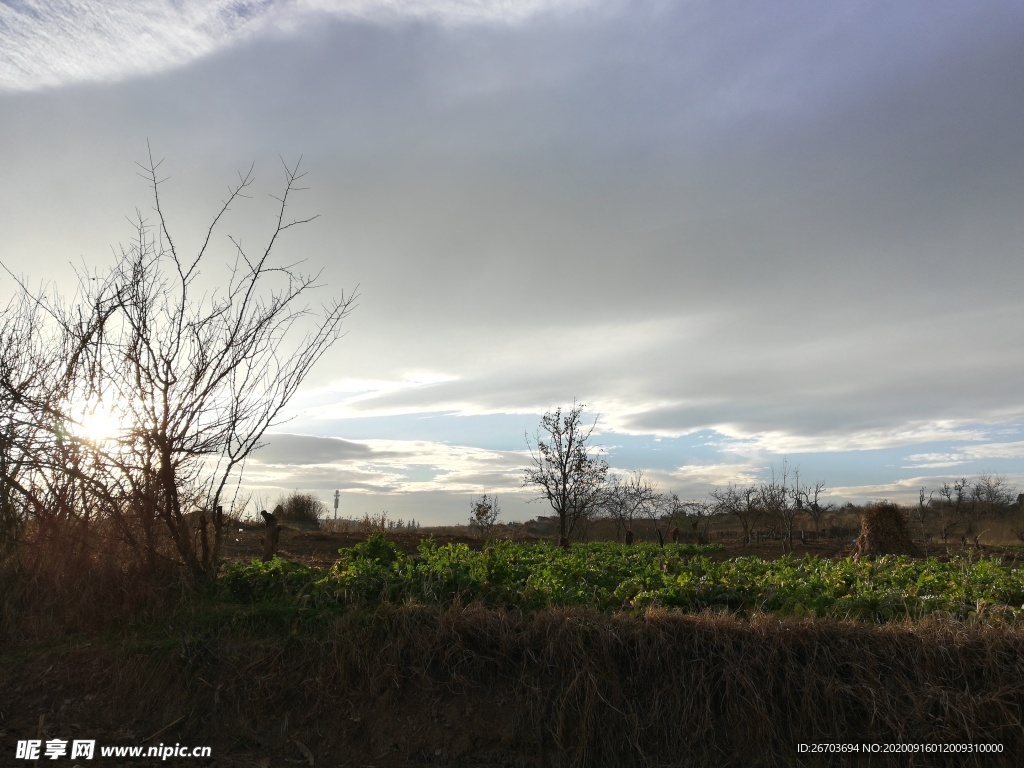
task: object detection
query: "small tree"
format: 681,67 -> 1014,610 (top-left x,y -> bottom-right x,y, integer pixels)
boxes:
469,494 -> 500,539
644,489 -> 677,546
523,401 -> 609,547
711,483 -> 761,546
910,486 -> 931,548
953,477 -> 975,534
664,495 -> 714,544
795,479 -> 832,541
601,470 -> 659,542
0,292 -> 61,551
759,463 -> 796,552
693,497 -> 716,544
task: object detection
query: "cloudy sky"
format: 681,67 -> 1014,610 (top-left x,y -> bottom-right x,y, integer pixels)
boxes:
2,0 -> 1023,524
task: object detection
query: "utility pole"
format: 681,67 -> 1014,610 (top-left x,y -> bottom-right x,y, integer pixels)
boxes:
334,489 -> 340,521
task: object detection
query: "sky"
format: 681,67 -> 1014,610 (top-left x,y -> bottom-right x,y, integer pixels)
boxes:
2,0 -> 1023,525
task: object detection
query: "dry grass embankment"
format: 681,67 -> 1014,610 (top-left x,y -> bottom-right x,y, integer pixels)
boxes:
2,599 -> 1023,767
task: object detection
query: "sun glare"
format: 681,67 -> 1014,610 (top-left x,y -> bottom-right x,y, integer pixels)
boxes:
73,401 -> 124,444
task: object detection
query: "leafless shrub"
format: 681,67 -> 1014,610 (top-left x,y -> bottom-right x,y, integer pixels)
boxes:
275,491 -> 327,528
360,511 -> 389,533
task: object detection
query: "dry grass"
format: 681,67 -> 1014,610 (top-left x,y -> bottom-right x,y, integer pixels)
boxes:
3,600 -> 1023,766
0,519 -> 185,641
852,501 -> 923,559
964,516 -> 1024,548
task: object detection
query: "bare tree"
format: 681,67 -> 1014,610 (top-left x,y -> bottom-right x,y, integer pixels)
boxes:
0,148 -> 356,579
644,488 -> 677,546
0,281 -> 119,553
952,477 -> 974,532
0,294 -> 54,550
790,472 -> 832,543
758,463 -> 796,552
710,483 -> 761,546
599,474 -> 630,542
926,475 -> 1018,546
601,470 -> 660,542
666,495 -> 714,545
971,473 -> 1017,512
910,486 -> 931,549
523,401 -> 609,547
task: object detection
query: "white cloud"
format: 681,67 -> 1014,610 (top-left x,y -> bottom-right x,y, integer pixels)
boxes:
247,432 -> 527,493
297,0 -> 603,25
711,423 -> 993,457
901,453 -> 969,470
903,441 -> 1024,469
238,432 -> 536,522
3,0 -> 1024,523
963,441 -> 1024,460
0,0 -> 271,90
287,373 -> 461,419
0,0 -> 606,91
826,478 -> 927,506
668,463 -> 761,489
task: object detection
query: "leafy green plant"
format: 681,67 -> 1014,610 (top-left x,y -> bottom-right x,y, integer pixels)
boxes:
220,557 -> 321,603
217,540 -> 1024,624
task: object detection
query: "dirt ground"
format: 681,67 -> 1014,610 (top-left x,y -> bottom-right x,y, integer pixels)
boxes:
221,521 -> 1024,567
220,523 -> 486,566
219,522 -> 837,566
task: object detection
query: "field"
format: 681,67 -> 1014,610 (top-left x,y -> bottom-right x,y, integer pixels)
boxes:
3,519 -> 1024,767
219,535 -> 1024,622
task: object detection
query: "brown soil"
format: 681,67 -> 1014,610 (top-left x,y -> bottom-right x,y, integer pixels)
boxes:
220,521 -> 850,566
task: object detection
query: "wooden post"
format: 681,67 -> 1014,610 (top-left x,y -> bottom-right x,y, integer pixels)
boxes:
198,511 -> 210,566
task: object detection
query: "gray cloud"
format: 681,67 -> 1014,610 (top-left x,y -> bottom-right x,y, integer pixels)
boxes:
253,433 -> 378,464
2,1 -> 1023,522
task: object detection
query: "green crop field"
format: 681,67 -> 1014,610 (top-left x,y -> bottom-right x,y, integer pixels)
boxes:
220,535 -> 1024,624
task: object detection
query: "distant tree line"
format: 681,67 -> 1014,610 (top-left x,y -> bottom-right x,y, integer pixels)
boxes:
521,402 -> 1021,549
